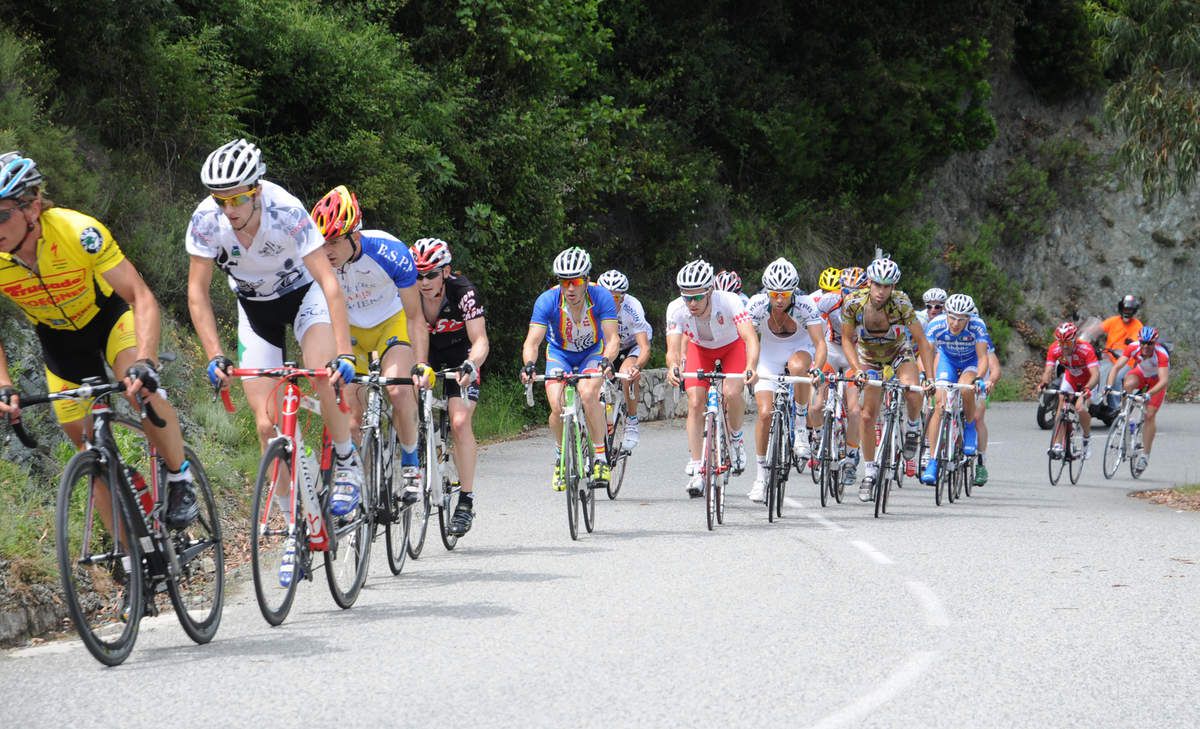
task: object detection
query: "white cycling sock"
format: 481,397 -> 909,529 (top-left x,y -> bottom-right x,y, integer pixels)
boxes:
334,440 -> 354,460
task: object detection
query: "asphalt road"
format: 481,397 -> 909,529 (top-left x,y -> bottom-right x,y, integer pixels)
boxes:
3,403 -> 1199,728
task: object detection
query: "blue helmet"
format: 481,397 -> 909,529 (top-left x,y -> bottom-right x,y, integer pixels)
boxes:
0,152 -> 43,199
1139,326 -> 1159,344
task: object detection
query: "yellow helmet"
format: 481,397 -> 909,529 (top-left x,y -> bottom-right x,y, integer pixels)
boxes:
818,267 -> 842,292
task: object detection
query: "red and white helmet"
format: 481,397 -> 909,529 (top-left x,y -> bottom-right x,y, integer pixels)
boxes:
410,237 -> 452,273
715,270 -> 742,293
1054,321 -> 1078,342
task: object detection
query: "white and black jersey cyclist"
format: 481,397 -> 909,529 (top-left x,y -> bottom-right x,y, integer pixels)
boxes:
598,269 -> 652,453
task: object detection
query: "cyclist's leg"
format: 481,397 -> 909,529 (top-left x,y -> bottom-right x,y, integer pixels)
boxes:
577,357 -> 608,451
719,339 -> 749,435
858,369 -> 883,464
617,346 -> 640,413
752,382 -> 774,495
375,321 -> 420,475
787,349 -> 815,437
896,358 -> 923,422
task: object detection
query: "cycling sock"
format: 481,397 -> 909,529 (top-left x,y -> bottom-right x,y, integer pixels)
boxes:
906,418 -> 920,431
401,446 -> 418,467
460,492 -> 474,508
756,457 -> 767,481
627,415 -> 639,425
334,440 -> 354,460
978,452 -> 986,465
166,460 -> 191,481
847,447 -> 859,461
731,430 -> 744,443
594,443 -> 606,457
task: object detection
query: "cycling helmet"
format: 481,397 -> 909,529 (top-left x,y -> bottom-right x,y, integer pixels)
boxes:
840,266 -> 867,290
597,269 -> 629,293
968,302 -> 980,316
411,237 -> 452,272
818,267 -> 842,292
922,287 -> 948,305
866,257 -> 901,285
552,246 -> 591,278
945,293 -> 975,316
677,259 -> 715,290
761,258 -> 799,292
310,185 -> 362,240
201,138 -> 266,191
0,152 -> 43,199
1138,326 -> 1159,344
715,270 -> 742,292
1118,294 -> 1142,315
1054,321 -> 1078,342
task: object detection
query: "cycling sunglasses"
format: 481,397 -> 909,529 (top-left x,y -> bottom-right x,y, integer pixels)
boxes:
210,187 -> 259,208
417,269 -> 444,280
680,291 -> 707,302
767,290 -> 793,300
927,303 -> 945,311
0,201 -> 30,225
559,276 -> 587,288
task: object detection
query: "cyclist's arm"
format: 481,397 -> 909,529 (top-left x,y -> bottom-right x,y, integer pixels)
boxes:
841,320 -> 863,375
601,319 -> 620,363
807,322 -> 827,371
633,331 -> 651,370
0,340 -> 12,389
665,332 -> 684,382
103,259 -> 162,364
974,341 -> 989,382
908,320 -> 935,377
464,316 -> 490,370
1106,355 -> 1130,388
399,285 -> 429,365
521,323 -> 547,368
302,248 -> 353,356
986,352 -> 1001,387
188,255 -> 225,359
1085,364 -> 1100,391
1038,361 -> 1054,389
1148,365 -> 1169,395
737,319 -> 759,372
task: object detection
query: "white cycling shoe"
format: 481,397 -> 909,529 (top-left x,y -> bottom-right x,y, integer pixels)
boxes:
747,479 -> 766,503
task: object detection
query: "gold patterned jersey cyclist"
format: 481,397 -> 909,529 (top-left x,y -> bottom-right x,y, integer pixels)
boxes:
841,286 -> 918,368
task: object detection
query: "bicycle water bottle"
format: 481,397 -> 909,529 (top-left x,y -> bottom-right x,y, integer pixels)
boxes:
706,388 -> 718,414
297,445 -> 329,551
605,400 -> 615,435
126,466 -> 154,517
563,385 -> 576,416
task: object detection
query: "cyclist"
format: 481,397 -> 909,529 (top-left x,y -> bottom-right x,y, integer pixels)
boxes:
809,266 -> 866,487
187,139 -> 363,519
0,151 -> 198,528
597,269 -> 652,452
715,269 -> 751,306
968,302 -> 1000,486
919,293 -> 990,485
519,247 -> 618,489
1105,326 -> 1169,476
1093,295 -> 1143,413
1036,321 -> 1099,460
412,237 -> 490,535
841,258 -> 935,501
310,185 -> 431,504
916,287 -> 947,328
745,258 -> 826,502
665,259 -> 759,496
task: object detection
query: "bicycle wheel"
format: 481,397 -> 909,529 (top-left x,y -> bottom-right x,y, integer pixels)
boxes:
1129,414 -> 1144,480
962,455 -> 974,498
166,448 -> 224,645
250,438 -> 301,626
406,426 -> 434,559
874,419 -> 892,518
325,456 -> 373,608
1067,420 -> 1085,485
57,450 -> 143,666
565,418 -> 581,541
376,420 -> 409,574
606,406 -> 626,500
703,414 -> 717,531
581,453 -> 597,534
1048,415 -> 1067,485
436,417 -> 462,550
1102,412 -> 1125,479
716,417 -> 730,526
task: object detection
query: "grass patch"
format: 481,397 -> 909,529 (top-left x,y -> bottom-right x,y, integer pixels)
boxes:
0,459 -> 57,582
989,376 -> 1024,402
476,380 -> 544,442
1177,484 -> 1200,495
1167,367 -> 1192,401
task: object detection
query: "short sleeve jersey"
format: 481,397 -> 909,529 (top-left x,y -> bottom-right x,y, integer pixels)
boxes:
665,290 -> 751,349
923,313 -> 991,365
1046,341 -> 1099,380
185,180 -> 324,300
615,293 -> 653,349
1122,342 -> 1169,380
427,273 -> 485,355
335,230 -> 417,329
812,290 -> 846,345
842,288 -> 917,359
0,208 -> 127,329
747,291 -> 823,332
530,284 -> 618,352
1102,316 -> 1143,362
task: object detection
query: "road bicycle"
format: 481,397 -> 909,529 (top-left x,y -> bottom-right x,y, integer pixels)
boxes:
408,367 -> 469,556
351,353 -> 416,574
10,374 -> 223,666
600,377 -> 633,500
761,374 -> 817,521
927,381 -> 976,506
811,373 -> 850,507
860,373 -> 925,518
526,370 -> 615,540
220,364 -> 371,625
679,366 -> 746,531
1102,389 -> 1148,480
1043,388 -> 1086,486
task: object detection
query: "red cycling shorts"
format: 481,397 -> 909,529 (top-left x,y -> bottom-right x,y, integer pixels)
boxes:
683,338 -> 747,390
1128,373 -> 1166,409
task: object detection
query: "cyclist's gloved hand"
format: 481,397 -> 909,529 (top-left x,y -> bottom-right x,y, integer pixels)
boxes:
0,385 -> 19,417
599,357 -> 615,379
459,359 -> 478,385
521,362 -> 537,384
207,354 -> 233,389
126,359 -> 160,393
807,367 -> 824,384
328,354 -> 357,385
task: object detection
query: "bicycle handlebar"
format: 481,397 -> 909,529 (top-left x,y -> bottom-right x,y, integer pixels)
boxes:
523,371 -> 630,407
678,371 -> 747,380
859,379 -> 924,392
6,379 -> 166,447
218,365 -> 351,414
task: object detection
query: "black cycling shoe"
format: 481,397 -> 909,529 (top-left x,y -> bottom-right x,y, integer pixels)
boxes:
448,505 -> 474,536
402,484 -> 420,506
166,480 -> 200,529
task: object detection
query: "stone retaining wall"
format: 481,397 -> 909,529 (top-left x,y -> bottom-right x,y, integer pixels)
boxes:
625,368 -> 756,421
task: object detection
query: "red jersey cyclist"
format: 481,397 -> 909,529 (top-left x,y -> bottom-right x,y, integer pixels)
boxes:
1036,322 -> 1099,460
1105,326 -> 1169,476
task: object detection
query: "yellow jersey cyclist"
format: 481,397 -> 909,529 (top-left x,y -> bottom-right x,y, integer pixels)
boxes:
840,258 -> 935,502
596,269 -> 652,452
411,237 -> 490,535
519,247 -> 619,489
187,139 -> 364,517
310,185 -> 431,504
0,151 -> 198,528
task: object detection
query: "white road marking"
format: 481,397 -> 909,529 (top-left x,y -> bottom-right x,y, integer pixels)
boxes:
804,510 -> 845,532
807,650 -> 940,729
850,539 -> 894,565
905,580 -> 950,627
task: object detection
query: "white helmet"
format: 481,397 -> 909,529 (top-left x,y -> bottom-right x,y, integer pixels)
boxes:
201,139 -> 266,191
552,246 -> 591,278
866,257 -> 901,285
922,287 -> 948,304
761,257 -> 799,292
945,293 -> 975,316
0,152 -> 44,199
597,270 -> 629,293
676,259 -> 715,289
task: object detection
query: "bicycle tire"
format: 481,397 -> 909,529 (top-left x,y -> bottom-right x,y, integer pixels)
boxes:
1130,412 -> 1144,480
581,465 -> 597,533
716,414 -> 730,526
767,409 -> 784,520
1068,420 -> 1084,485
1102,411 -> 1125,479
377,423 -> 410,573
250,438 -> 301,626
324,492 -> 373,609
57,449 -> 143,666
563,416 -> 581,540
703,413 -> 717,531
605,404 -> 625,499
166,448 -> 224,645
1048,415 -> 1067,485
962,456 -> 974,498
874,418 -> 891,518
406,424 -> 435,559
433,411 -> 461,550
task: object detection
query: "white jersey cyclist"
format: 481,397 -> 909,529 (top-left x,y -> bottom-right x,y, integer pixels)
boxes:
616,293 -> 653,354
334,230 -> 417,328
748,290 -> 822,391
810,289 -> 850,371
186,179 -> 331,366
665,289 -> 750,349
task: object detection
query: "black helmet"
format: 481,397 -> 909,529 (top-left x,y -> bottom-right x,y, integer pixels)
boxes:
1118,295 -> 1141,316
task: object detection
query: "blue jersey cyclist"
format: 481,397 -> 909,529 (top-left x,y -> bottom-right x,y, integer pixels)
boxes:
919,293 -> 991,485
310,185 -> 431,504
519,247 -> 619,489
